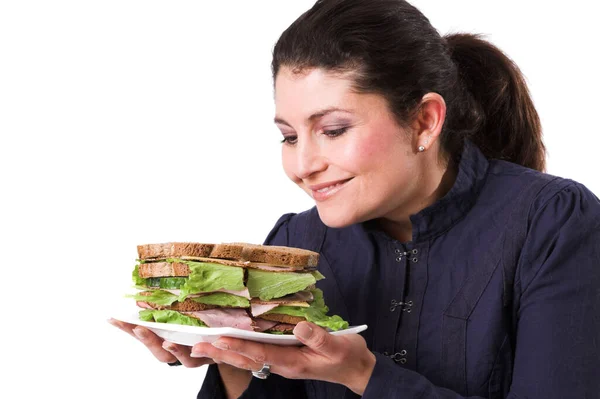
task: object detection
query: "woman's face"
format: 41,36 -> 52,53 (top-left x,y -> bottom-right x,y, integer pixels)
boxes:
274,67 -> 425,228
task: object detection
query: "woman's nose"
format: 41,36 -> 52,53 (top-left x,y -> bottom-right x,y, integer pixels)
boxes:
295,138 -> 327,180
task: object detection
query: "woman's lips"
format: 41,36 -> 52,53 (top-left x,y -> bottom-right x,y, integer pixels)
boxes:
308,178 -> 353,201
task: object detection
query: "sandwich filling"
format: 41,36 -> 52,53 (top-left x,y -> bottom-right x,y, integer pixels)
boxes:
130,256 -> 347,333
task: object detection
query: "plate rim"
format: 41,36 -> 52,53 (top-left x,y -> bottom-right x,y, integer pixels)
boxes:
112,312 -> 368,342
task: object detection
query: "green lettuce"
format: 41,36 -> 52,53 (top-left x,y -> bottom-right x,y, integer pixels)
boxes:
132,264 -> 147,286
247,270 -> 318,301
127,290 -> 179,306
146,277 -> 187,289
266,289 -> 349,331
139,309 -> 206,327
178,261 -> 245,300
191,293 -> 250,308
312,271 -> 326,281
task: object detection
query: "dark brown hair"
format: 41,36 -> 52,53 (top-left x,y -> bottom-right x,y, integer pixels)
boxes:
272,0 -> 546,171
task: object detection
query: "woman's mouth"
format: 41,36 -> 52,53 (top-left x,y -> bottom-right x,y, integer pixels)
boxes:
308,178 -> 353,201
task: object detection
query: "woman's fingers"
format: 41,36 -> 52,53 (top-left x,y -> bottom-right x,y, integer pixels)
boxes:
191,342 -> 262,372
162,342 -> 215,368
108,318 -> 139,339
131,326 -> 178,363
108,319 -> 177,363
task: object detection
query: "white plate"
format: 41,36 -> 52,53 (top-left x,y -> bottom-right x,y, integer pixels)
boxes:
112,312 -> 368,347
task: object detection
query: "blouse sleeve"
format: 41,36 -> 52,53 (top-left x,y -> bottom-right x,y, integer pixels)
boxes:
197,213 -> 307,399
363,182 -> 600,398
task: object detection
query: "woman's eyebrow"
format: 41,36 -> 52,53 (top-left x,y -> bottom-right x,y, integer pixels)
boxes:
274,107 -> 352,126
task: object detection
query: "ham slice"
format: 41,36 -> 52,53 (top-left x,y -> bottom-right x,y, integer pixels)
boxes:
182,309 -> 254,331
252,319 -> 279,332
136,301 -> 153,309
251,303 -> 279,317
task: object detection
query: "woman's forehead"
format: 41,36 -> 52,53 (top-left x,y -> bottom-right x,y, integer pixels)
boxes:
274,67 -> 368,122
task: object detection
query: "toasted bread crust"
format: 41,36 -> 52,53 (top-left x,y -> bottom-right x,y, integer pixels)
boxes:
258,313 -> 305,325
137,242 -> 214,260
138,262 -> 191,278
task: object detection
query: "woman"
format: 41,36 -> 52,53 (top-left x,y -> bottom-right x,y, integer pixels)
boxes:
110,0 -> 600,398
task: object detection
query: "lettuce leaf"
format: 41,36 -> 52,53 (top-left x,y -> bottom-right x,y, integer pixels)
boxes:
132,264 -> 147,286
191,293 -> 250,308
178,261 -> 245,300
247,269 -> 317,301
312,271 -> 326,281
139,309 -> 206,327
146,277 -> 187,289
266,289 -> 349,331
127,290 -> 178,306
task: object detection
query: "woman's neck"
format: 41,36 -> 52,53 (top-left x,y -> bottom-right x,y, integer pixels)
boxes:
376,159 -> 458,243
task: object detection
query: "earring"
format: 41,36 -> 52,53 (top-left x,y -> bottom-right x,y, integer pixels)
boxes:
418,145 -> 425,152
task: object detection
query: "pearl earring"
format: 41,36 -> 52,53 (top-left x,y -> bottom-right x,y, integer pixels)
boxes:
418,145 -> 425,152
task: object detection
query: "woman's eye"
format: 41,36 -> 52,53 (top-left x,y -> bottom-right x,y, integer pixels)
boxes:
281,135 -> 298,145
323,127 -> 348,138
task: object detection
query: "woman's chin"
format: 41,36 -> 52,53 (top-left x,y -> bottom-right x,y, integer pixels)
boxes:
315,205 -> 361,229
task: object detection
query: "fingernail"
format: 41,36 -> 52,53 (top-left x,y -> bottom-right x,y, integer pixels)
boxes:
133,327 -> 147,340
190,351 -> 204,358
212,341 -> 228,350
294,323 -> 313,340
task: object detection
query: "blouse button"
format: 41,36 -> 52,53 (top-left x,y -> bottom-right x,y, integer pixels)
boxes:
412,249 -> 418,254
399,358 -> 407,364
411,257 -> 418,263
399,349 -> 407,356
395,256 -> 402,262
395,249 -> 402,254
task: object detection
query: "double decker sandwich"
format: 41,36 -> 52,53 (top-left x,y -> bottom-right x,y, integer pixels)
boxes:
130,242 -> 348,334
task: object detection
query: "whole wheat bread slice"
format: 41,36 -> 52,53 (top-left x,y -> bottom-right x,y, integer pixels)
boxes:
137,298 -> 218,312
137,242 -> 319,270
138,262 -> 191,278
216,243 -> 319,268
137,242 -> 214,260
209,243 -> 245,260
257,313 -> 305,325
265,323 -> 296,333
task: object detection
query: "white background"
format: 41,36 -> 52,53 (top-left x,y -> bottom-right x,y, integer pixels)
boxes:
1,1 -> 598,398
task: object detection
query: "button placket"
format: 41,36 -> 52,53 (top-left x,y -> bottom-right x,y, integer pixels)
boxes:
390,299 -> 413,312
394,248 -> 419,263
383,350 -> 408,364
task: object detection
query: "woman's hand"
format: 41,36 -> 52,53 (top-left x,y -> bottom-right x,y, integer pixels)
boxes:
108,318 -> 214,368
190,322 -> 376,395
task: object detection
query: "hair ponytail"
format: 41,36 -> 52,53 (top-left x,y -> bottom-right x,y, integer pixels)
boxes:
444,33 -> 546,171
273,0 -> 546,171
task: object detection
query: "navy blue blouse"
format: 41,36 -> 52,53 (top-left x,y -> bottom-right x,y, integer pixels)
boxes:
198,141 -> 600,398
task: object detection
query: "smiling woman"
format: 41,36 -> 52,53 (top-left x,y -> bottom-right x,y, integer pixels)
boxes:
191,0 -> 599,398
105,0 -> 600,398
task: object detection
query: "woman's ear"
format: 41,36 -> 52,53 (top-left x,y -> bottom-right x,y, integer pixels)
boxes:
411,93 -> 447,151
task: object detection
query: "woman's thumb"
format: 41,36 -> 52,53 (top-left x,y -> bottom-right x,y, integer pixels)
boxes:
293,322 -> 336,354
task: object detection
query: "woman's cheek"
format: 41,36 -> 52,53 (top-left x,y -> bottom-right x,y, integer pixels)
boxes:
340,132 -> 392,171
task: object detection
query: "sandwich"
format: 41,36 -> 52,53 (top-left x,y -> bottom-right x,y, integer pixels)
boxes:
129,242 -> 349,334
